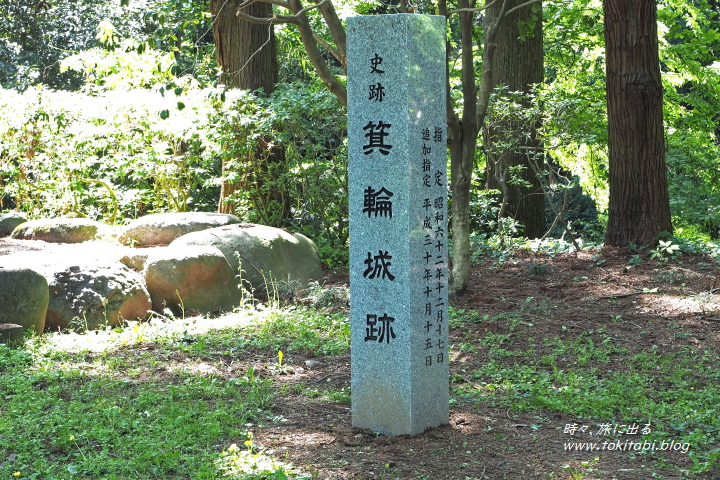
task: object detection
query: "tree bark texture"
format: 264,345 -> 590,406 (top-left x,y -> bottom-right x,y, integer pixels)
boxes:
211,0 -> 289,222
446,0 -> 479,295
484,0 -> 545,239
603,0 -> 672,246
211,0 -> 278,91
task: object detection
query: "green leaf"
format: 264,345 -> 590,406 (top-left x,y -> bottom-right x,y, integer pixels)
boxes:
159,109 -> 170,119
177,102 -> 185,111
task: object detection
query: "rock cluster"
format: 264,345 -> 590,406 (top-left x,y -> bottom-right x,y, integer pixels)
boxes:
0,213 -> 322,333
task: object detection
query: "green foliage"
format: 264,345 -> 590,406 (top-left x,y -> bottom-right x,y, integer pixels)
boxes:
542,0 -> 720,241
0,301 -> 353,479
483,84 -> 605,242
218,443 -> 307,479
211,83 -> 349,266
0,343 -> 274,478
239,307 -> 350,356
0,1 -> 117,90
0,77 -> 349,268
541,0 -> 609,213
659,2 -> 720,239
0,0 -> 216,91
0,85 -> 219,219
61,36 -> 178,90
650,239 -> 682,262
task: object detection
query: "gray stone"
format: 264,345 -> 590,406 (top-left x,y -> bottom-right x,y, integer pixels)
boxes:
10,218 -> 115,243
143,245 -> 239,315
0,212 -> 27,236
44,263 -> 152,331
169,224 -> 322,294
119,212 -> 242,246
304,359 -> 324,369
347,14 -> 449,436
0,323 -> 24,346
0,268 -> 48,334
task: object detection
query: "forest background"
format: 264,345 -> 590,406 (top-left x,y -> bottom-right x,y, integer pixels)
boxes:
1,0 -> 720,270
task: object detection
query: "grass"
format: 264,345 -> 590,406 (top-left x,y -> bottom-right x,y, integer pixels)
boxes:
0,307 -> 337,480
2,294 -> 719,477
449,308 -> 720,475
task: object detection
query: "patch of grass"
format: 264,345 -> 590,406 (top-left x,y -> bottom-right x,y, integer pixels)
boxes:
0,303 -> 347,480
239,307 -> 350,356
449,306 -> 488,328
217,437 -> 308,479
300,386 -> 351,405
453,321 -> 720,474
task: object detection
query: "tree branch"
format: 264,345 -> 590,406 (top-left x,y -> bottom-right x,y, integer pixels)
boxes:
238,0 -> 292,9
236,10 -> 300,24
475,0 -> 510,128
447,0 -> 500,16
236,0 -> 331,24
312,32 -> 343,65
504,0 -> 543,17
313,0 -> 346,71
287,0 -> 347,104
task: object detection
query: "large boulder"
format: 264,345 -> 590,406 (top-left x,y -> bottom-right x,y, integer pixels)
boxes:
43,263 -> 152,331
170,224 -> 322,294
11,218 -> 115,243
143,245 -> 239,315
0,212 -> 27,236
119,212 -> 242,246
0,267 -> 48,334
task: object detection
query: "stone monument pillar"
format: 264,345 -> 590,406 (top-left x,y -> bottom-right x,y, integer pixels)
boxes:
347,14 -> 449,437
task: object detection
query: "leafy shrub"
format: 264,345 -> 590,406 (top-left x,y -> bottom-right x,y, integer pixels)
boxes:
211,82 -> 348,266
0,79 -> 349,266
0,85 -> 219,220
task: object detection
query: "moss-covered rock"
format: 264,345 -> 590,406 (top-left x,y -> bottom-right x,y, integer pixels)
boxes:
118,212 -> 241,246
143,245 -> 239,315
0,268 -> 48,334
0,211 -> 27,236
170,224 -> 322,295
0,323 -> 25,346
11,218 -> 115,243
44,263 -> 152,331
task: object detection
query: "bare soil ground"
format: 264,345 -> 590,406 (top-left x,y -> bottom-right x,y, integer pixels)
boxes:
257,249 -> 720,480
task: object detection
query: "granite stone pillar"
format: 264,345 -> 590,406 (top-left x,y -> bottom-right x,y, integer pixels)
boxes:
347,14 -> 449,436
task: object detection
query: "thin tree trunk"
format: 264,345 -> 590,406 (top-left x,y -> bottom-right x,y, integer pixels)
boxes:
603,0 -> 672,246
446,0 -> 479,295
445,0 -> 512,295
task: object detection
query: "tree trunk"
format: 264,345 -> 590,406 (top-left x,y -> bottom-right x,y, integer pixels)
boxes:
211,0 -> 278,90
484,0 -> 545,239
211,0 -> 289,222
442,0 -> 512,295
447,0 -> 479,296
603,0 -> 672,246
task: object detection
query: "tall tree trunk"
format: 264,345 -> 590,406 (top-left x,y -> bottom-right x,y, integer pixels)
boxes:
484,0 -> 545,239
603,0 -> 672,246
211,0 -> 289,222
447,0 -> 479,296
